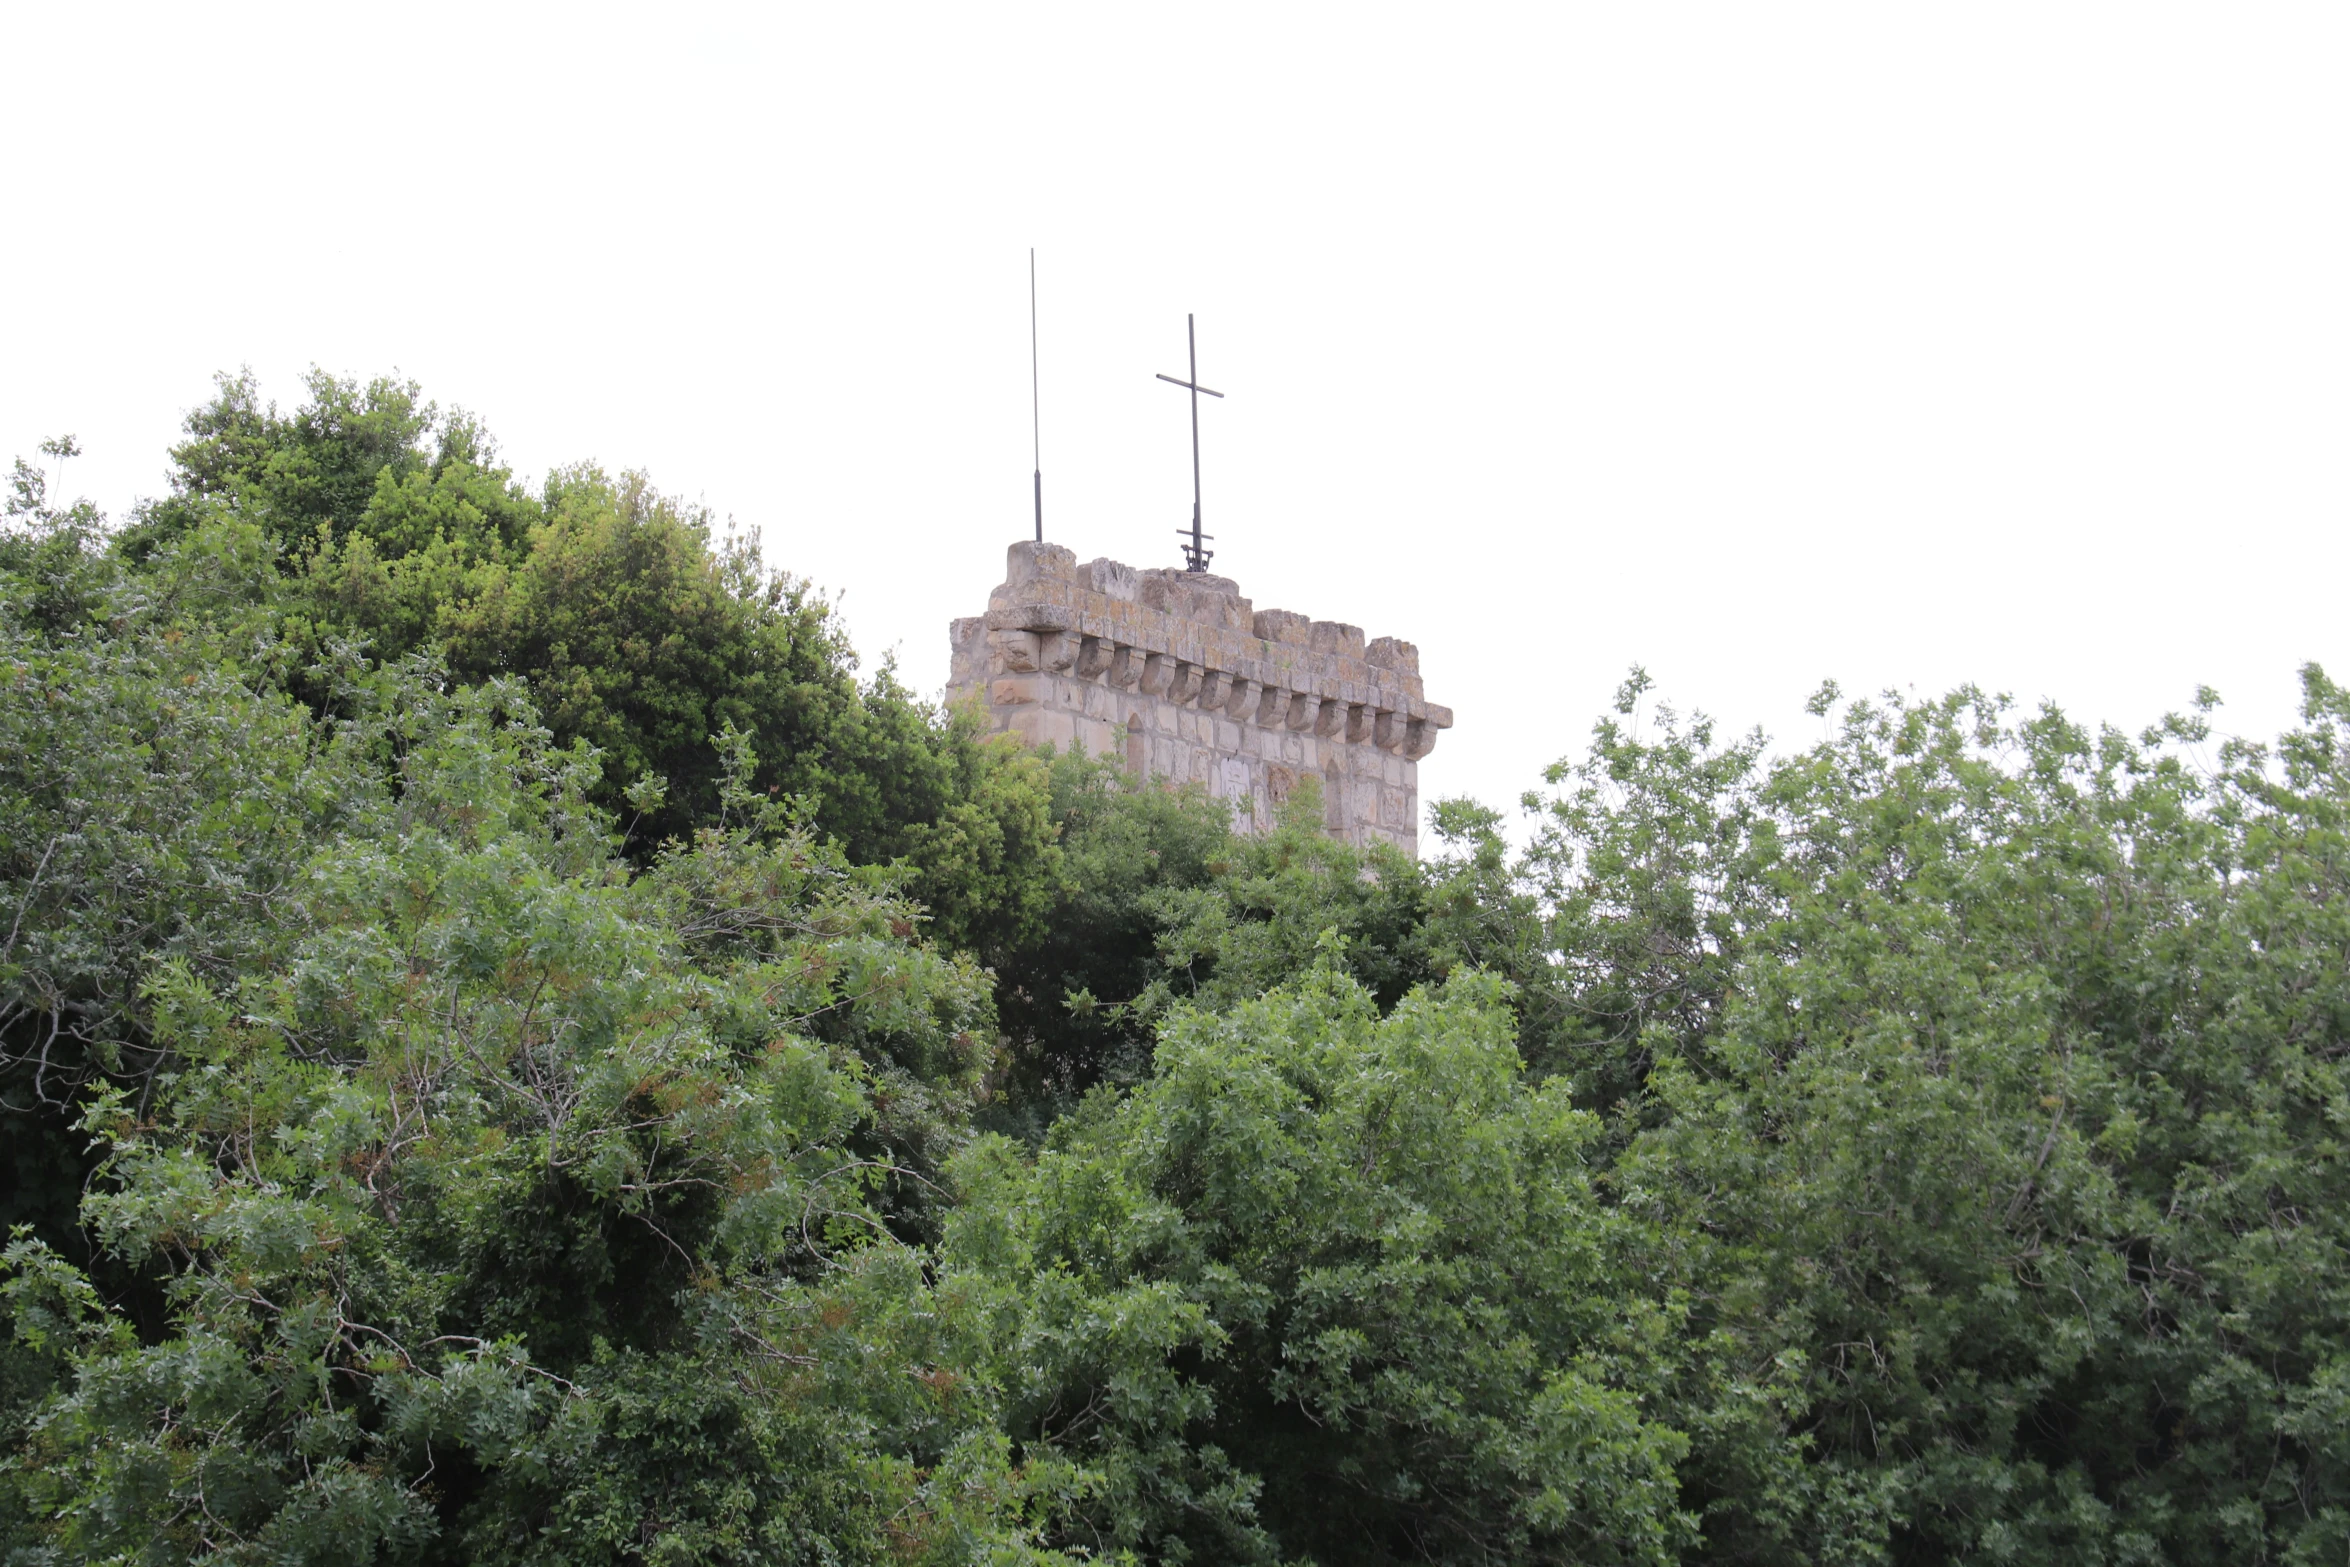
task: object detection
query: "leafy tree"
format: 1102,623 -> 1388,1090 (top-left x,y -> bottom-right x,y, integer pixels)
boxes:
0,492 -> 352,1267
891,706 -> 1064,967
428,462 -> 864,849
1504,674 -> 2350,1563
129,368 -> 448,560
981,747 -> 1236,1120
1135,779 -> 1438,1021
945,958 -> 1696,1565
4,435 -> 111,633
26,369 -> 2350,1565
984,764 -> 1451,1127
117,371 -> 1063,943
1498,668 -> 1775,1105
1,671 -> 1077,1565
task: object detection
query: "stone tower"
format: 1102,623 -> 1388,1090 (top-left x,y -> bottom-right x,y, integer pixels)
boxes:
948,542 -> 1452,855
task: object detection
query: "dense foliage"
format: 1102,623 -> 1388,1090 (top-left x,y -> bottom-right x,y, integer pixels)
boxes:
124,369 -> 1057,921
6,379 -> 2349,1564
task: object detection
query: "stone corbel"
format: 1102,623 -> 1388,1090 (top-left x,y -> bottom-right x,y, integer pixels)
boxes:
1373,709 -> 1404,750
988,628 -> 1043,673
1255,685 -> 1291,727
1346,704 -> 1372,743
1107,645 -> 1144,689
1074,635 -> 1113,680
1313,698 -> 1344,738
1040,632 -> 1078,673
1224,677 -> 1260,718
1140,653 -> 1175,697
1168,662 -> 1202,705
1403,718 -> 1439,759
1286,693 -> 1321,732
1194,669 -> 1230,710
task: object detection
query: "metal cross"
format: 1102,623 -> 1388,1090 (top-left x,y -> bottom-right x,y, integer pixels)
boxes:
1156,313 -> 1224,572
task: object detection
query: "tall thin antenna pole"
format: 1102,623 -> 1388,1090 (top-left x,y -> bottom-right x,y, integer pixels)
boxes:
1030,249 -> 1043,543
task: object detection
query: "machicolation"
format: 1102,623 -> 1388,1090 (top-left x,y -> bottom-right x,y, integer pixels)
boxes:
949,542 -> 1452,855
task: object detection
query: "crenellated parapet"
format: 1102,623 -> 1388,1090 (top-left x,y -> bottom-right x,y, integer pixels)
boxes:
947,542 -> 1453,854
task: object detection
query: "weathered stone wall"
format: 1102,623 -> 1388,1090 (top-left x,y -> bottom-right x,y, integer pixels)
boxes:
948,542 -> 1453,855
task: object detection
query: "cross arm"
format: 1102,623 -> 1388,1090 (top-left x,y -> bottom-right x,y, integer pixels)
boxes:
1155,374 -> 1225,398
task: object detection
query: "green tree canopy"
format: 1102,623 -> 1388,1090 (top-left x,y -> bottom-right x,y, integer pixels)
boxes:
3,667 -> 1065,1565
945,959 -> 1695,1565
13,382 -> 2350,1564
118,368 -> 1062,935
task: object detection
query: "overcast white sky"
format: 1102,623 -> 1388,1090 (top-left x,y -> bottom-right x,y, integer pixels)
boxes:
5,4 -> 2345,836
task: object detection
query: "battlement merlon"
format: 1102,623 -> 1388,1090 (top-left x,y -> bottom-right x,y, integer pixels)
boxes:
952,541 -> 1452,758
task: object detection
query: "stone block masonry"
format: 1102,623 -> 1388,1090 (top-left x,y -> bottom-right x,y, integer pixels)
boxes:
948,542 -> 1453,855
